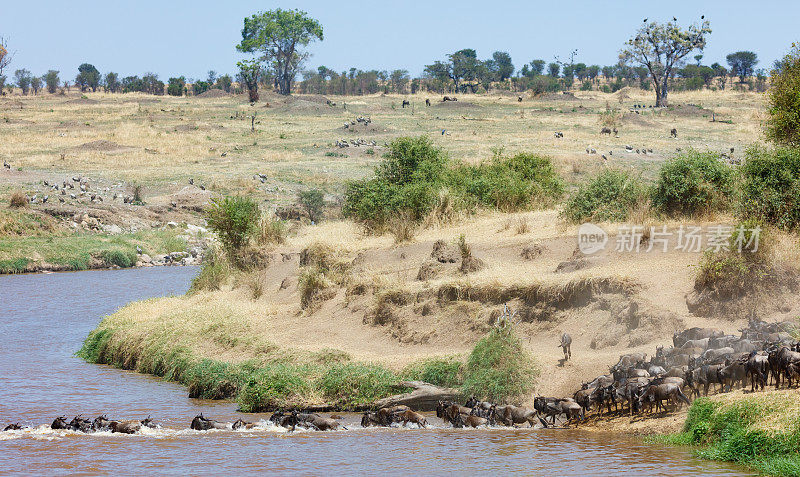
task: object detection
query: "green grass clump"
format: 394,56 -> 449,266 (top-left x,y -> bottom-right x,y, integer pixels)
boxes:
562,169 -> 647,223
651,150 -> 735,217
237,364 -> 315,412
650,396 -> 800,476
100,248 -> 137,268
461,325 -> 539,403
189,246 -> 231,292
0,257 -> 31,274
402,356 -> 463,388
317,362 -> 400,409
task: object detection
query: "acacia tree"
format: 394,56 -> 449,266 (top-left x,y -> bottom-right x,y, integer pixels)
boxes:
237,9 -> 323,96
237,59 -> 261,102
726,51 -> 758,83
14,69 -> 31,95
0,36 -> 12,77
76,63 -> 101,92
620,18 -> 711,107
43,70 -> 59,93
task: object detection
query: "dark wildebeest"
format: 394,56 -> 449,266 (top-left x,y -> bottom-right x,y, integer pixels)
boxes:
670,128 -> 678,138
92,415 -> 111,432
442,96 -> 457,102
600,127 -> 612,135
296,413 -> 344,431
425,98 -> 431,107
51,416 -> 69,430
68,416 -> 93,433
746,351 -> 769,392
402,100 -> 410,108
517,96 -> 523,102
559,333 -> 572,361
3,423 -> 24,431
639,383 -> 690,413
191,414 -> 229,431
110,420 -> 142,434
377,405 -> 411,426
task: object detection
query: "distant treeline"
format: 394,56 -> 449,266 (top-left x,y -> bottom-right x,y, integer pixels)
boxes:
0,50 -> 768,97
296,50 -> 769,96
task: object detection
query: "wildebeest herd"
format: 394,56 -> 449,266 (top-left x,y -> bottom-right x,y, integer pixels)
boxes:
570,317 -> 799,421
4,318 -> 798,435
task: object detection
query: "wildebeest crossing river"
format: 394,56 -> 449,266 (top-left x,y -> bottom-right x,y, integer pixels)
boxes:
0,267 -> 753,475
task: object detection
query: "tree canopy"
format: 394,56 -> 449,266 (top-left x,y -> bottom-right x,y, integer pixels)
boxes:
76,63 -> 101,92
236,9 -> 323,96
726,51 -> 758,83
620,18 -> 711,106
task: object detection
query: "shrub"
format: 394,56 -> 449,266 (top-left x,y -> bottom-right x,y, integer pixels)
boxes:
344,136 -> 563,229
694,219 -> 774,299
100,248 -> 136,268
651,151 -> 735,216
562,169 -> 646,223
237,364 -> 314,412
461,325 -> 539,403
766,44 -> 800,146
207,196 -> 259,252
452,153 -> 564,211
298,189 -> 324,223
739,146 -> 800,230
402,356 -> 463,388
9,190 -> 28,208
317,362 -> 399,409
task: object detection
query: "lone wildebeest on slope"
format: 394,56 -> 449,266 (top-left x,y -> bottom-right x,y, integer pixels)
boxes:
402,100 -> 410,108
559,333 -> 572,361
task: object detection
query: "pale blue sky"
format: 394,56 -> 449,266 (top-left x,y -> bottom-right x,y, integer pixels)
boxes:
1,1 -> 797,80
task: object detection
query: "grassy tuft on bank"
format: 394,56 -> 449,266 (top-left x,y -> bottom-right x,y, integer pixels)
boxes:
649,390 -> 800,476
77,291 -> 539,411
0,229 -> 187,273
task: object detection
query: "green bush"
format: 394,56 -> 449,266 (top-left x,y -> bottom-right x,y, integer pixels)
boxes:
562,169 -> 646,223
651,151 -> 735,216
100,248 -> 136,268
298,189 -> 325,223
740,146 -> 800,230
766,45 -> 800,146
207,196 -> 259,251
402,356 -> 463,388
452,153 -> 564,211
343,136 -> 564,229
237,364 -> 314,412
316,362 -> 399,409
461,325 -> 539,403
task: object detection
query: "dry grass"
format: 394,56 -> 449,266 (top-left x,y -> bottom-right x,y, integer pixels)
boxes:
0,88 -> 767,209
8,190 -> 27,208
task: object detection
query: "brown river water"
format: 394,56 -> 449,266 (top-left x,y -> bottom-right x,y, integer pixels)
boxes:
0,267 -> 753,476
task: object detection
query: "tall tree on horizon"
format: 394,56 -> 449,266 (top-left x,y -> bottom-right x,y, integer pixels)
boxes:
620,18 -> 711,107
237,9 -> 323,96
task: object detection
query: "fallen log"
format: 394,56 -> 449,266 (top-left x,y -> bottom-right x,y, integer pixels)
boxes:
374,381 -> 462,411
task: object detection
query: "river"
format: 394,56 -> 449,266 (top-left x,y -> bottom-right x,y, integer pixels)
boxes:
0,267 -> 753,475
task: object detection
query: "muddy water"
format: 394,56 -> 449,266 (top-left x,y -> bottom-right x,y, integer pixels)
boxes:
0,268 -> 752,476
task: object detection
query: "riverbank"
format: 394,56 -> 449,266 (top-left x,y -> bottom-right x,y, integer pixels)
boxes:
647,389 -> 800,476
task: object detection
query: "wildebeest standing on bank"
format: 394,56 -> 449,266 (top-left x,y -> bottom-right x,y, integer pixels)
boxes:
402,100 -> 410,108
560,333 -> 572,361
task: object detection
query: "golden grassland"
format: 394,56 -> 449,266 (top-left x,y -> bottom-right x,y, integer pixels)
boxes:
1,88 -> 768,204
